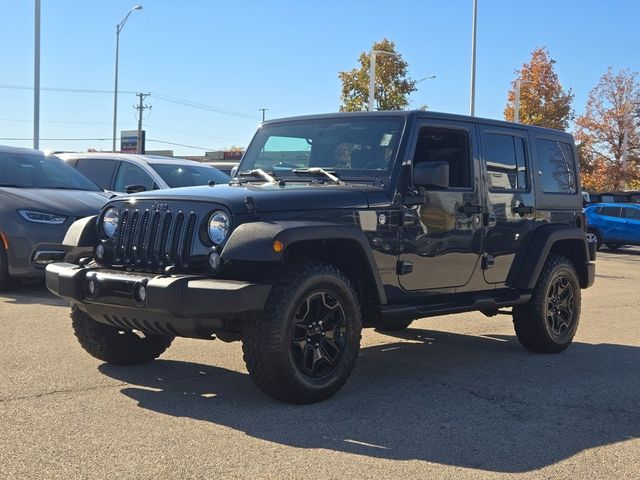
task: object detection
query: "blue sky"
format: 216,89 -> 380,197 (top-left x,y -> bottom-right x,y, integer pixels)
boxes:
1,0 -> 638,155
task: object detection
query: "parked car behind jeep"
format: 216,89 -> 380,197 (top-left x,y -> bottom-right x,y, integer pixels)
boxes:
45,111 -> 595,403
0,145 -> 113,290
58,153 -> 229,193
585,202 -> 640,250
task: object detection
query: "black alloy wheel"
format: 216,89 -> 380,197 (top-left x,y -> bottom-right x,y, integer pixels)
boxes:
290,291 -> 348,378
242,263 -> 362,404
513,254 -> 581,353
545,275 -> 576,337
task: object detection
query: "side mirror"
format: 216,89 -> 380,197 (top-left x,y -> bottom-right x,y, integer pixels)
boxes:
125,184 -> 147,194
413,161 -> 449,189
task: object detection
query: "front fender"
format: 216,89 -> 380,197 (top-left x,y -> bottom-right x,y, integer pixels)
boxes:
221,220 -> 387,303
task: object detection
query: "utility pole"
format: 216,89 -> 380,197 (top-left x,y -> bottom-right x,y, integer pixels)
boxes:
469,0 -> 478,116
33,0 -> 41,149
135,92 -> 151,154
259,108 -> 268,122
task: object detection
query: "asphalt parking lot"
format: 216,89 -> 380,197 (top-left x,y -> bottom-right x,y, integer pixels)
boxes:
1,248 -> 638,480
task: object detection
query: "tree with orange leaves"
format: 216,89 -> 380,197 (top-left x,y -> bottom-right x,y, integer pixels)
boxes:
504,47 -> 574,131
575,68 -> 640,191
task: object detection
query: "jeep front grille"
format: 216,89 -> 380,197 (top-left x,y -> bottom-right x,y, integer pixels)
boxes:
114,208 -> 198,269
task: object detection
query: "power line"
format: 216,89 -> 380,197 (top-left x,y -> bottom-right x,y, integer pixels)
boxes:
0,84 -> 260,120
0,137 -> 111,141
146,139 -> 216,151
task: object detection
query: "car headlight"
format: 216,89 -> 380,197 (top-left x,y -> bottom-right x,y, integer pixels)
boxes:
18,210 -> 67,225
102,207 -> 119,238
208,210 -> 230,245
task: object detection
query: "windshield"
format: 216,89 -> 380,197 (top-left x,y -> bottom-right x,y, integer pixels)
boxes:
0,152 -> 101,191
150,164 -> 230,188
239,117 -> 405,181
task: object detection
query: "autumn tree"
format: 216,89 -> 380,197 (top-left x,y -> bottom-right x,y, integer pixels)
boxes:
504,47 -> 574,130
339,39 -> 416,112
575,68 -> 640,190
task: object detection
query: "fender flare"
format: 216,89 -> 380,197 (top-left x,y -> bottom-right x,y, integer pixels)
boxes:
221,220 -> 387,304
507,224 -> 590,290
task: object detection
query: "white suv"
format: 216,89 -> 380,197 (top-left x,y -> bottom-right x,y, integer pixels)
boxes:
57,153 -> 229,193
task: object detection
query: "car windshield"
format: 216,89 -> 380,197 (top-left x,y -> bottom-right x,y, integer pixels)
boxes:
150,164 -> 230,188
239,117 -> 405,182
0,152 -> 101,191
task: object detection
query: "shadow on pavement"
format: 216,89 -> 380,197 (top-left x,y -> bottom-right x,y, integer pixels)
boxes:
99,329 -> 640,473
0,280 -> 67,307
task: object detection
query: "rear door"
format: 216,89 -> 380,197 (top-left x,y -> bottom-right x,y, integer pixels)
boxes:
621,207 -> 640,243
479,125 -> 535,284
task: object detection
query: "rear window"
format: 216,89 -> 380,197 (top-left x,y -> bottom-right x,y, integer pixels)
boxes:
598,206 -> 621,217
535,139 -> 577,194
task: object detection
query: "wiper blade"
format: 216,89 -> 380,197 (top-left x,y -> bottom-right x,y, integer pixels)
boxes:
235,169 -> 277,184
291,167 -> 343,184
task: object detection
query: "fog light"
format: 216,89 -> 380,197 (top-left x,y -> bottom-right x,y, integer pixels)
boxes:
86,279 -> 96,296
95,244 -> 105,260
208,251 -> 221,270
135,284 -> 147,302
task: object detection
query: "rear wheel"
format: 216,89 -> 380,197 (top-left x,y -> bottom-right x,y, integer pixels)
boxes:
242,263 -> 362,404
586,229 -> 602,250
0,242 -> 11,291
513,255 -> 580,353
605,242 -> 623,251
71,307 -> 173,365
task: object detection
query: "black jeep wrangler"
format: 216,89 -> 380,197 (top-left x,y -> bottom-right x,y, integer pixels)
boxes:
46,111 -> 596,403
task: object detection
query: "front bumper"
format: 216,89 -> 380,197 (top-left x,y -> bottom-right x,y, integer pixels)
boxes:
46,262 -> 271,338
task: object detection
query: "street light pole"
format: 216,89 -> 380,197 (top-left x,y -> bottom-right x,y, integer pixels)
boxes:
112,5 -> 142,152
368,49 -> 396,112
469,0 -> 478,116
33,0 -> 41,150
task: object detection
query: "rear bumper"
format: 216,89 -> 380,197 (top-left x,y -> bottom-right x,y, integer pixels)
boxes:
45,262 -> 271,338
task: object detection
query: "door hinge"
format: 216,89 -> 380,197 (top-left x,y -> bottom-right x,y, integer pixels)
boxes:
482,253 -> 495,270
396,260 -> 413,275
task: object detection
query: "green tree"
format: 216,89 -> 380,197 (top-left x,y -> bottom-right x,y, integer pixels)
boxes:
504,47 -> 574,130
339,39 -> 416,112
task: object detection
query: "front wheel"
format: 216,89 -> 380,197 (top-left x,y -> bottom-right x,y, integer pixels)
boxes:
586,230 -> 602,250
242,263 -> 362,404
71,307 -> 173,365
513,255 -> 581,353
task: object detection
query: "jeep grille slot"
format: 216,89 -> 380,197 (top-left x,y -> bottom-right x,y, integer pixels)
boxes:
112,208 -> 197,270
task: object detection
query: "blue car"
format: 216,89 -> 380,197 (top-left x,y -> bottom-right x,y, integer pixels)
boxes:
585,202 -> 640,250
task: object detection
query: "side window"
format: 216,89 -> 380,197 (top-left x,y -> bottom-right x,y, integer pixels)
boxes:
413,127 -> 471,188
623,208 -> 640,220
535,139 -> 577,194
483,133 -> 527,190
114,162 -> 155,192
74,159 -> 117,189
600,206 -> 621,217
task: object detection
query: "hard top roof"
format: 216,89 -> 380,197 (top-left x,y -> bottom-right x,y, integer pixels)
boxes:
261,110 -> 573,139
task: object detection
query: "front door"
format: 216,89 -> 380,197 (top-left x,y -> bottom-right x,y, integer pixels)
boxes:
398,121 -> 483,291
479,126 -> 536,284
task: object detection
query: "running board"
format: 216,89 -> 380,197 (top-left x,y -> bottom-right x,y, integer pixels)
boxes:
375,292 -> 531,323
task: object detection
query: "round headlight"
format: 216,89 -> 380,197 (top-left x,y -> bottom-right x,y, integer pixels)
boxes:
208,210 -> 230,245
103,208 -> 119,238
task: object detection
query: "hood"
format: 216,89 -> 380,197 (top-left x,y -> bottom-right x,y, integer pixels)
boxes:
123,182 -> 378,214
0,188 -> 112,217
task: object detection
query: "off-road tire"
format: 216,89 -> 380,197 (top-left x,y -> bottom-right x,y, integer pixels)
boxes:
242,263 -> 362,404
374,318 -> 414,332
71,306 -> 173,365
605,243 -> 623,251
0,243 -> 11,291
513,255 -> 581,353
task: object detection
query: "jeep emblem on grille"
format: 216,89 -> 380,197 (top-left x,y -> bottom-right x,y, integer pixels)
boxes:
151,202 -> 169,212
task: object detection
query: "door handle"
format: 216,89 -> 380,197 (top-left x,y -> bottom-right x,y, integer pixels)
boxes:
457,203 -> 483,216
512,204 -> 535,217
